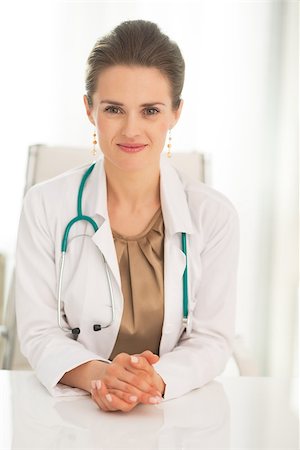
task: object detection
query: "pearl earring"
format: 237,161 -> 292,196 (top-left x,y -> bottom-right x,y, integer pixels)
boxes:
91,129 -> 97,157
167,129 -> 172,158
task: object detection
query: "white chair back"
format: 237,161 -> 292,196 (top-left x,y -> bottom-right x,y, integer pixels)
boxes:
25,144 -> 206,191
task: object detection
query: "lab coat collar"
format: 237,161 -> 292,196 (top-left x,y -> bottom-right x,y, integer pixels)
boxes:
89,156 -> 195,237
159,156 -> 195,236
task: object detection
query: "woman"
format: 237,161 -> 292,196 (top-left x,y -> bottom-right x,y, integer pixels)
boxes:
15,20 -> 240,413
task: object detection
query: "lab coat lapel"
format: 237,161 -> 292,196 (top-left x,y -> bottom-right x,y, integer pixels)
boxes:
92,219 -> 122,291
87,159 -> 122,292
159,156 -> 195,354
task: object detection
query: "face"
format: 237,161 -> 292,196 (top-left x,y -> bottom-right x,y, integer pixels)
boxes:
83,65 -> 183,172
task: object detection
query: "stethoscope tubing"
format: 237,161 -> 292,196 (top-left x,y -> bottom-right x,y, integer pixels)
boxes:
57,161 -> 189,337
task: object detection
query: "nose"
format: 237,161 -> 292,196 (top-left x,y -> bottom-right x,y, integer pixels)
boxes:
121,112 -> 142,138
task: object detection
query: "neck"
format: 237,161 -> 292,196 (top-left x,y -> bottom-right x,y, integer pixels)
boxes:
104,158 -> 161,212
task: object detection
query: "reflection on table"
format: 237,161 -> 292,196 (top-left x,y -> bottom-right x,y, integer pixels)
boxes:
0,370 -> 298,449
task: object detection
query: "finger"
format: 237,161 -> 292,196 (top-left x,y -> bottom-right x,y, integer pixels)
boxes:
93,379 -> 126,412
129,355 -> 155,376
91,392 -> 109,411
91,380 -> 110,412
137,350 -> 160,365
127,356 -> 162,397
108,353 -> 162,399
131,353 -> 164,396
106,376 -> 161,403
93,380 -> 139,412
92,379 -> 138,413
108,388 -> 139,405
105,358 -> 157,395
107,370 -> 159,398
108,387 -> 162,406
104,391 -> 139,412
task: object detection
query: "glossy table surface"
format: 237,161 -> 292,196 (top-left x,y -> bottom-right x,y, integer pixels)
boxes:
0,370 -> 298,449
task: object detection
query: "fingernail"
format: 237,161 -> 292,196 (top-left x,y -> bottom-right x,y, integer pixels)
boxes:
106,393 -> 112,402
96,380 -> 101,390
129,395 -> 138,402
131,355 -> 139,363
91,380 -> 97,389
149,396 -> 161,404
156,390 -> 162,397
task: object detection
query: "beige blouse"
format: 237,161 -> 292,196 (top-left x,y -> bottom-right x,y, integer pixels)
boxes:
108,207 -> 165,361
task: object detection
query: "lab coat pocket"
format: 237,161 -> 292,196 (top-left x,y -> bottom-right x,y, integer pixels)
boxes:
60,234 -> 89,329
61,235 -> 113,330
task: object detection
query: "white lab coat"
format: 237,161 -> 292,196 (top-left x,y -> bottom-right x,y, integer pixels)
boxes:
15,156 -> 239,401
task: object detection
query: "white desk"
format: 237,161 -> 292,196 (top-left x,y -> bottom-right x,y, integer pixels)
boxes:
0,370 -> 298,449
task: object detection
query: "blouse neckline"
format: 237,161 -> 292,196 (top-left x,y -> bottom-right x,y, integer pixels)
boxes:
111,207 -> 162,241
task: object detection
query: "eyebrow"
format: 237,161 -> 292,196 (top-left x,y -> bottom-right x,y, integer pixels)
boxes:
100,100 -> 166,107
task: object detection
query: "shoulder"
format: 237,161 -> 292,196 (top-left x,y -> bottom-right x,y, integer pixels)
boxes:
174,165 -> 239,223
22,161 -> 96,218
25,161 -> 93,201
20,161 -> 97,232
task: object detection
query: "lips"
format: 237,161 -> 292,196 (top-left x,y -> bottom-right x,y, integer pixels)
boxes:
117,144 -> 147,153
118,143 -> 146,147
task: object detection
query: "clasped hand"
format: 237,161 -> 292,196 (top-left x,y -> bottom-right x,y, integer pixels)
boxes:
90,350 -> 165,412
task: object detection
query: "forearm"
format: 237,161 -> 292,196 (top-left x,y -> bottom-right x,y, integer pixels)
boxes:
59,360 -> 109,393
59,353 -> 165,399
153,339 -> 231,401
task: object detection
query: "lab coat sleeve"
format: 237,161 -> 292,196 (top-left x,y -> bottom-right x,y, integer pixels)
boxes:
15,185 -> 111,397
153,206 -> 240,401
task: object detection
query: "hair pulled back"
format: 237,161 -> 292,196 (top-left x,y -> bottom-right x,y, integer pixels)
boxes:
85,19 -> 185,111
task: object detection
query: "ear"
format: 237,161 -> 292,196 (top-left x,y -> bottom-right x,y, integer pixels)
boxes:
171,98 -> 184,128
83,94 -> 96,126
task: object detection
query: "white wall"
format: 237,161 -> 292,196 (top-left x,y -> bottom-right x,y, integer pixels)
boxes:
0,0 -> 297,377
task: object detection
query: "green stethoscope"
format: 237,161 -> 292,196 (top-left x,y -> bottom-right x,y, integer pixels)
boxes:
57,162 -> 189,339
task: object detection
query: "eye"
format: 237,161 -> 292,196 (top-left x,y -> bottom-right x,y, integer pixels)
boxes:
105,106 -> 122,114
144,108 -> 159,116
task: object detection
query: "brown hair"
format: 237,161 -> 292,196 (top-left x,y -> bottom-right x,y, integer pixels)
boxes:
85,19 -> 185,111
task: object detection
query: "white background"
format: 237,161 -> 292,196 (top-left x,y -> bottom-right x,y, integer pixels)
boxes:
0,0 -> 298,378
